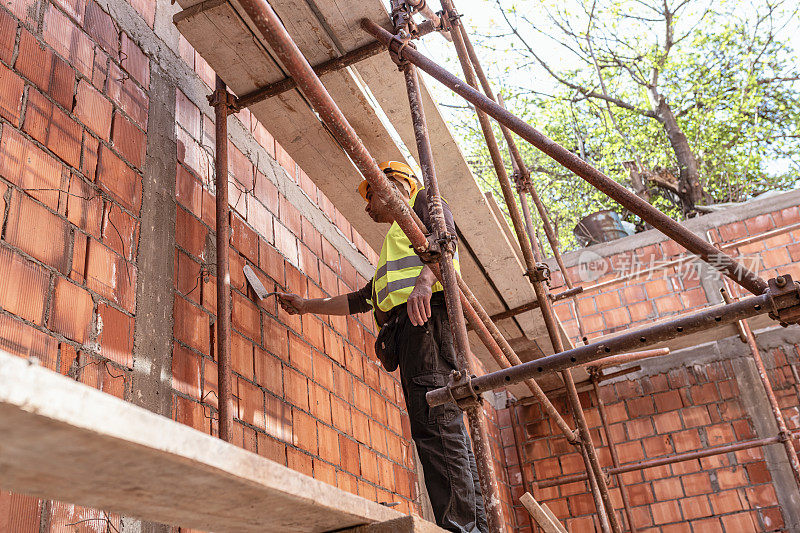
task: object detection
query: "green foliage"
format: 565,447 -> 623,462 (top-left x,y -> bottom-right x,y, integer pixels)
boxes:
439,0 -> 800,252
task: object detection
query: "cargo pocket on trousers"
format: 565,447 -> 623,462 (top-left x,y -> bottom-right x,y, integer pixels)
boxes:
411,372 -> 460,426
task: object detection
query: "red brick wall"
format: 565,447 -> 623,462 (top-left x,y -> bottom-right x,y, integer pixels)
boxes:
553,204 -> 800,342
495,200 -> 800,532
499,357 -> 795,532
0,0 -> 414,527
0,0 -> 147,526
170,79 -> 418,512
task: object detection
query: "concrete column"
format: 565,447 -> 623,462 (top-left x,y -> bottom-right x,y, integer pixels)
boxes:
126,61 -> 178,533
730,339 -> 800,532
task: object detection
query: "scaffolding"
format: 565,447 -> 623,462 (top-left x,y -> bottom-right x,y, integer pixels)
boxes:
203,1 -> 800,531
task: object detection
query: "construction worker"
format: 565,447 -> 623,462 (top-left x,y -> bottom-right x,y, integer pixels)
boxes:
277,161 -> 488,533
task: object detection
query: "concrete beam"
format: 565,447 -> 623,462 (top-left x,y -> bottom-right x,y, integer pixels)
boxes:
0,351 -> 404,532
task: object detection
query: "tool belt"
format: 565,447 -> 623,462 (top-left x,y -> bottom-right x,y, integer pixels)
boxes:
374,293 -> 447,372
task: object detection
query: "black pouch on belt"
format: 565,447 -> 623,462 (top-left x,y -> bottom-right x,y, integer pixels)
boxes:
375,313 -> 401,372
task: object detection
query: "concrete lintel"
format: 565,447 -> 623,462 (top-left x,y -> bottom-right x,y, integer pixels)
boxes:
0,351 -> 403,532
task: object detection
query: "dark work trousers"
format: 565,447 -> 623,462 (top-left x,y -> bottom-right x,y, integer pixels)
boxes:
392,294 -> 489,533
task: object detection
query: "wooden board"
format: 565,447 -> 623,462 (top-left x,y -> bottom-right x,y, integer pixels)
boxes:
519,492 -> 566,533
0,352 -> 404,532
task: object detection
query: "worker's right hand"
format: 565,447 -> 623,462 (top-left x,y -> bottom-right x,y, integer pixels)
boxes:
276,292 -> 305,315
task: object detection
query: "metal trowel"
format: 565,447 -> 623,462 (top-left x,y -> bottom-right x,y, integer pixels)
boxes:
243,264 -> 300,313
243,264 -> 275,300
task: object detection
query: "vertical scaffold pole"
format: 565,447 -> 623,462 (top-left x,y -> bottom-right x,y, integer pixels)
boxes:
437,2 -> 620,530
210,76 -> 234,442
402,58 -> 505,532
719,280 -> 800,491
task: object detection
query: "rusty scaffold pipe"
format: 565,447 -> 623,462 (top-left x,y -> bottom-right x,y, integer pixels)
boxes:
435,2 -> 619,528
233,0 -> 510,527
426,276 -> 800,405
537,432 -> 798,488
590,370 -> 636,531
718,281 -> 800,491
209,76 -> 235,442
396,10 -> 504,524
360,18 -> 768,298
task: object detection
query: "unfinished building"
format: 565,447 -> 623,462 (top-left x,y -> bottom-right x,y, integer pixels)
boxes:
0,0 -> 799,531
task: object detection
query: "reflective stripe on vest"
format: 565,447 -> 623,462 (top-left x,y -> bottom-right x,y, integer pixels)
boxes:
373,189 -> 460,313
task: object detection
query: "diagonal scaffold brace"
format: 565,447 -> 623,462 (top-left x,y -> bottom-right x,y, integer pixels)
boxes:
431,2 -> 620,530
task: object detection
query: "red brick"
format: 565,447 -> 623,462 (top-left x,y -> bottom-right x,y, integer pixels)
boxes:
97,303 -> 134,368
0,62 -> 25,124
292,408 -> 317,454
317,422 -> 339,463
74,80 -> 112,140
0,490 -> 42,532
173,295 -> 210,356
172,342 -> 201,398
237,377 -> 265,430
232,291 -> 261,344
709,489 -> 745,514
626,396 -> 655,417
625,417 -> 654,440
250,342 -> 281,394
262,314 -> 288,362
85,239 -> 136,311
716,466 -> 748,489
231,214 -> 259,264
6,193 -> 71,274
43,6 -> 94,78
653,390 -> 682,412
230,332 -> 254,379
0,11 -> 16,64
173,209 -> 207,264
103,202 -> 138,260
66,175 -> 103,237
744,461 -> 771,484
284,366 -> 309,411
681,471 -> 712,496
97,146 -> 142,214
705,423 -> 735,446
247,198 -> 273,242
0,128 -> 62,207
176,163 -> 202,218
120,33 -> 149,88
351,408 -> 371,445
84,0 -> 118,57
682,406 -> 711,427
652,477 -> 683,501
49,277 -> 93,343
0,248 -> 49,325
721,511 -> 758,533
651,499 -> 681,525
108,63 -> 148,129
111,111 -> 146,169
175,88 -> 200,139
15,31 -> 74,109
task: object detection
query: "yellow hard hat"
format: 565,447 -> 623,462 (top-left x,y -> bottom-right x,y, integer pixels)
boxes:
358,161 -> 419,200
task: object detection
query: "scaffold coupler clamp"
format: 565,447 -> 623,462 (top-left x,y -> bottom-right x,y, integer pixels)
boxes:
766,274 -> 800,326
525,262 -> 551,283
439,6 -> 461,32
447,369 -> 481,408
512,171 -> 526,193
414,233 -> 443,264
208,89 -> 237,113
388,30 -> 415,68
778,428 -> 793,443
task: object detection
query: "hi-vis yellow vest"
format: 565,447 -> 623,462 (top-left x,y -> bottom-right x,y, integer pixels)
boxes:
372,189 -> 460,313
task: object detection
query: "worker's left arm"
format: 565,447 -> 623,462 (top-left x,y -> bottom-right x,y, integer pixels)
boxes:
407,265 -> 436,326
406,193 -> 457,326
